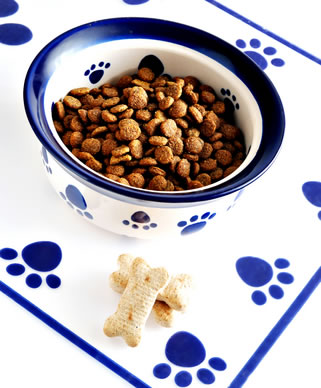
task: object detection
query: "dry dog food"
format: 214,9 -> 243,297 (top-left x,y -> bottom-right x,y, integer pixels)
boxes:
109,254 -> 192,328
53,68 -> 246,191
104,257 -> 169,347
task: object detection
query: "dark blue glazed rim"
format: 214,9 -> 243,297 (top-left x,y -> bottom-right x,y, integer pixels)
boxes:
24,17 -> 285,204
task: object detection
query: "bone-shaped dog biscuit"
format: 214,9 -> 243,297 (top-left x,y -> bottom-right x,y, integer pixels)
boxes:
104,257 -> 169,347
110,254 -> 192,312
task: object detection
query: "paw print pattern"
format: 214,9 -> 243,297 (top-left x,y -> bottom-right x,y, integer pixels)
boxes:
177,212 -> 216,235
59,184 -> 93,220
153,331 -> 227,386
0,0 -> 32,45
236,256 -> 294,305
122,0 -> 150,4
236,39 -> 285,70
41,146 -> 52,174
302,181 -> 321,220
122,211 -> 157,230
84,61 -> 111,84
0,241 -> 62,289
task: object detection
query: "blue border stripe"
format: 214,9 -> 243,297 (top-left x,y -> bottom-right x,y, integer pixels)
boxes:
0,281 -> 151,388
229,266 -> 321,387
205,0 -> 321,65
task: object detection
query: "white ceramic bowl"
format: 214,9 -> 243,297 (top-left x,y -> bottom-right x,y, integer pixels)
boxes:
24,17 -> 285,239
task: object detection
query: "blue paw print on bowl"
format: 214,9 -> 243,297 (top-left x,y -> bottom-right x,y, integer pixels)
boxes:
153,331 -> 227,386
84,61 -> 111,84
122,0 -> 150,4
122,211 -> 157,230
220,88 -> 239,114
0,0 -> 32,45
178,212 -> 216,235
59,184 -> 93,220
0,241 -> 62,289
236,256 -> 294,305
236,39 -> 285,70
41,146 -> 52,174
302,181 -> 321,220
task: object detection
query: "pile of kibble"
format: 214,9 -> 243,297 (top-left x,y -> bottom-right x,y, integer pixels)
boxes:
52,67 -> 245,191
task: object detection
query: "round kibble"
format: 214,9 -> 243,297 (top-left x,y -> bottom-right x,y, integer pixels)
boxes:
176,158 -> 191,178
155,146 -> 173,164
149,136 -> 168,146
118,119 -> 141,141
106,165 -> 125,176
149,166 -> 166,176
102,138 -> 118,156
221,124 -> 241,140
81,138 -> 101,155
127,173 -> 145,188
168,99 -> 188,118
86,158 -> 102,172
148,175 -> 167,191
160,119 -> 177,137
138,67 -> 155,82
168,136 -> 184,155
185,136 -> 204,154
55,101 -> 65,120
128,86 -> 148,109
199,142 -> 213,159
200,158 -> 217,171
63,96 -> 81,109
196,173 -> 211,186
200,119 -> 216,137
215,149 -> 233,166
223,166 -> 238,177
210,168 -> 224,181
129,139 -> 143,159
70,131 -> 84,148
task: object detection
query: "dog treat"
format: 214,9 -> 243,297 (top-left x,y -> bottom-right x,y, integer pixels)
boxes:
103,257 -> 169,347
152,300 -> 176,328
53,67 -> 246,191
110,254 -> 192,312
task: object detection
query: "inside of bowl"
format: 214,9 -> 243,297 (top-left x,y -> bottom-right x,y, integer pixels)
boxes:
45,38 -> 262,193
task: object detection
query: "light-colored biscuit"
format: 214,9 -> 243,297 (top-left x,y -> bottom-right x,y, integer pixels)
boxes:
110,254 -> 192,312
152,300 -> 175,328
104,257 -> 169,347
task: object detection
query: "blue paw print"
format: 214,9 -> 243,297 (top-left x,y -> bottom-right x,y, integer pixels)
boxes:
60,184 -> 93,220
236,39 -> 285,70
236,256 -> 294,305
122,0 -> 150,4
122,211 -> 157,230
178,212 -> 216,235
41,146 -> 52,174
0,0 -> 32,45
220,88 -> 239,112
84,61 -> 111,84
302,181 -> 321,220
0,241 -> 62,289
153,331 -> 227,386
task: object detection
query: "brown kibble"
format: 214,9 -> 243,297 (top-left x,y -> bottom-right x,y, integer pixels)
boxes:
86,158 -> 103,172
62,131 -> 72,146
188,106 -> 203,124
192,161 -> 200,176
53,120 -> 64,134
81,138 -> 101,155
129,139 -> 143,159
102,97 -> 120,108
221,123 -> 241,140
117,177 -> 130,185
102,86 -> 119,98
159,96 -> 174,110
78,109 -> 88,123
128,86 -> 148,109
188,180 -> 203,189
148,175 -> 167,191
63,95 -> 81,109
200,119 -> 216,137
144,118 -> 161,136
185,136 -> 204,154
91,126 -> 108,137
206,111 -> 220,127
131,78 -> 153,92
137,67 -> 155,82
196,173 -> 211,186
87,108 -> 101,123
184,76 -> 199,89
200,158 -> 217,171
176,158 -> 191,178
200,90 -> 215,105
212,101 -> 225,114
149,166 -> 166,176
70,131 -> 84,148
215,149 -> 233,166
127,173 -> 145,188
69,87 -> 90,96
55,101 -> 65,120
119,108 -> 134,119
106,165 -> 125,176
149,136 -> 168,146
118,119 -> 141,141
160,119 -> 177,138
102,138 -> 118,156
165,83 -> 182,100
175,118 -> 189,129
210,168 -> 224,181
212,140 -> 224,150
101,109 -> 117,123
168,99 -> 188,118
199,142 -> 213,159
135,109 -> 152,122
168,136 -> 184,155
77,151 -> 94,161
70,116 -> 84,131
139,157 -> 157,166
183,153 -> 199,162
154,110 -> 167,122
110,104 -> 128,114
112,145 -> 130,157
110,154 -> 132,164
117,75 -> 133,88
155,146 -> 174,164
223,166 -> 238,177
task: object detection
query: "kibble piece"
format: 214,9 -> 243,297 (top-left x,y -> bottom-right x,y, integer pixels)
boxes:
102,97 -> 120,108
160,119 -> 177,138
81,138 -> 101,155
184,76 -> 199,89
78,109 -> 88,123
102,138 -> 118,156
129,139 -> 143,159
185,136 -> 204,154
188,106 -> 203,124
176,158 -> 191,178
135,109 -> 152,122
175,118 -> 189,129
168,136 -> 184,155
200,119 -> 216,137
168,99 -> 188,118
159,96 -> 174,110
77,151 -> 94,161
212,140 -> 224,150
148,175 -> 167,191
137,67 -> 155,82
212,101 -> 225,114
63,95 -> 82,109
102,86 -> 119,97
223,166 -> 238,177
210,168 -> 224,181
106,165 -> 125,176
53,120 -> 64,134
70,116 -> 84,131
192,161 -> 200,176
131,78 -> 153,92
55,101 -> 65,120
199,142 -> 213,159
87,108 -> 102,123
200,158 -> 217,171
101,110 -> 117,123
165,83 -> 182,100
118,119 -> 141,141
139,157 -> 157,166
69,87 -> 90,96
128,86 -> 148,109
149,136 -> 168,146
188,180 -> 203,189
119,108 -> 134,119
144,118 -> 161,136
200,90 -> 215,105
112,145 -> 130,157
221,123 -> 241,140
117,75 -> 133,88
149,166 -> 166,176
86,158 -> 102,172
110,154 -> 132,164
110,104 -> 128,114
70,131 -> 84,148
196,173 -> 211,186
62,131 -> 72,146
155,146 -> 174,164
127,173 -> 145,188
91,126 -> 108,137
215,149 -> 233,166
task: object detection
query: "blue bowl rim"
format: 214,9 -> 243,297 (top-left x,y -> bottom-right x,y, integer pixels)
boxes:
23,17 -> 285,204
